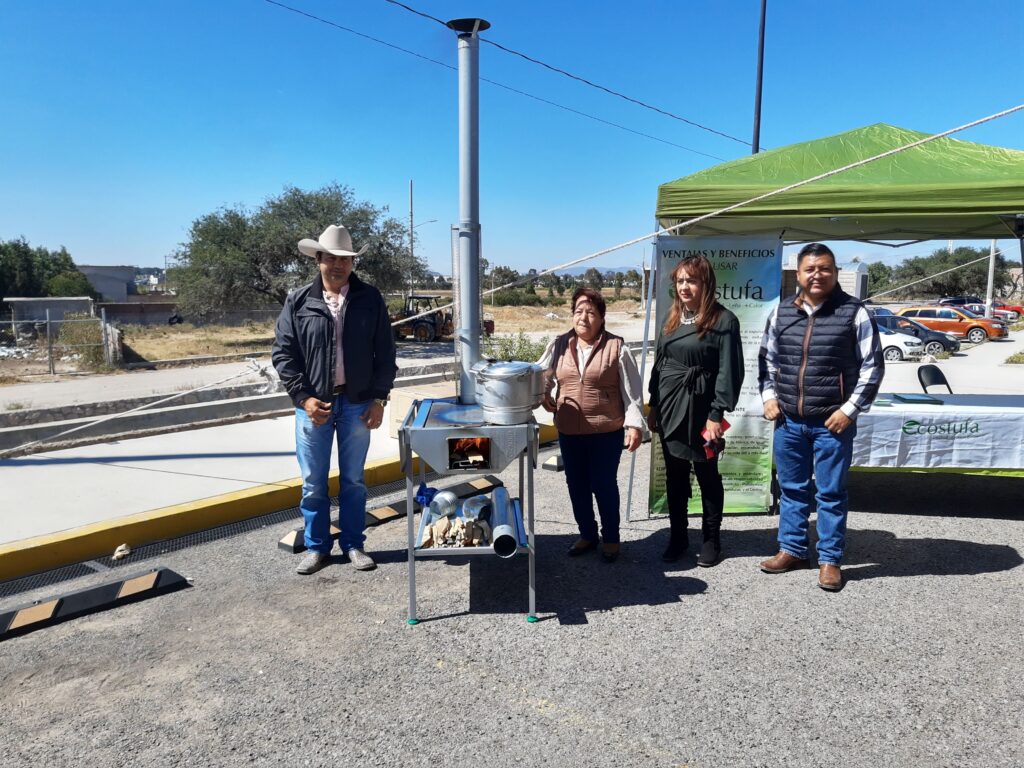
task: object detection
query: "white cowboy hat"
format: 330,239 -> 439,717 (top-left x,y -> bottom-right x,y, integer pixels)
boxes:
297,224 -> 368,258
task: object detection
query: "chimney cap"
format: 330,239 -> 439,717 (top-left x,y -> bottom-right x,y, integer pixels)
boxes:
446,18 -> 490,34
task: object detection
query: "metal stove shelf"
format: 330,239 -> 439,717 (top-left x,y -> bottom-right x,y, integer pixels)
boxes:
399,398 -> 539,623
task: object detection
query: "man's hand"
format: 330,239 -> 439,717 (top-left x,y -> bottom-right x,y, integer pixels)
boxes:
624,427 -> 642,453
302,397 -> 332,427
361,400 -> 385,431
762,398 -> 781,422
824,409 -> 853,435
704,419 -> 724,442
646,407 -> 658,432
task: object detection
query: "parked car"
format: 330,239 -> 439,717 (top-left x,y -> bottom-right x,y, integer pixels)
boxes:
937,295 -> 983,307
992,299 -> 1024,316
896,306 -> 1008,344
878,327 -> 924,362
874,315 -> 960,356
867,306 -> 895,317
962,303 -> 1019,322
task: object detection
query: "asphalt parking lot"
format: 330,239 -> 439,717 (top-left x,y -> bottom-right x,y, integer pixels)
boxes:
2,446 -> 1022,768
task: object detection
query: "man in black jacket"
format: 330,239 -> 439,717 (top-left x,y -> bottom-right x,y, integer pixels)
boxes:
272,225 -> 397,575
757,243 -> 883,591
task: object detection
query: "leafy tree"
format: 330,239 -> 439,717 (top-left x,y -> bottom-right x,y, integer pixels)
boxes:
624,268 -> 641,288
0,237 -> 79,298
583,267 -> 604,289
866,262 -> 893,296
613,271 -> 625,299
890,246 -> 1009,299
538,271 -> 563,295
489,265 -> 520,291
524,268 -> 539,294
48,271 -> 100,298
171,184 -> 421,319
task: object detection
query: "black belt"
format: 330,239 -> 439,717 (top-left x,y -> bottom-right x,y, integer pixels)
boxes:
332,384 -> 346,395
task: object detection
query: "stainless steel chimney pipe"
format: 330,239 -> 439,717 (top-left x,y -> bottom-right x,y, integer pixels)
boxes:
489,486 -> 518,559
447,18 -> 490,404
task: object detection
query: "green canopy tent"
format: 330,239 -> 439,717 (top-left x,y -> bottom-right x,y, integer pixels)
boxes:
655,123 -> 1024,245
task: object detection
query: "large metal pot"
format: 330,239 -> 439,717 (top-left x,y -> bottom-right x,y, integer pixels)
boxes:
470,359 -> 545,425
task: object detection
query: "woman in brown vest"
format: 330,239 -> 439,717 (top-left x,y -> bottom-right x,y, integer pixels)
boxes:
647,255 -> 744,567
538,287 -> 646,562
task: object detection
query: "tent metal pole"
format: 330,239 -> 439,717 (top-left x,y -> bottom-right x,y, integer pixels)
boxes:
625,243 -> 659,523
985,239 -> 997,317
751,0 -> 767,154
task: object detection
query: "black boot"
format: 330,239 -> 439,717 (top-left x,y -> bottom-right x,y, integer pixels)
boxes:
662,512 -> 689,562
696,465 -> 724,567
697,536 -> 721,567
697,519 -> 722,567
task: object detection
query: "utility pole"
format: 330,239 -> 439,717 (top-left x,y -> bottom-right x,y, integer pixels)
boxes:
751,0 -> 767,154
985,239 -> 997,318
408,179 -> 415,298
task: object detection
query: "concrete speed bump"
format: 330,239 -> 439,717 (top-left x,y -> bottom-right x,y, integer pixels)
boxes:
277,475 -> 505,554
0,425 -> 557,584
542,454 -> 564,472
0,455 -> 429,583
0,567 -> 189,640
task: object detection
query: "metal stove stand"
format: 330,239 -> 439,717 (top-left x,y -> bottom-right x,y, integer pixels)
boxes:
399,398 -> 538,624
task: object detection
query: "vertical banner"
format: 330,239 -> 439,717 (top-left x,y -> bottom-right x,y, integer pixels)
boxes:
648,235 -> 782,515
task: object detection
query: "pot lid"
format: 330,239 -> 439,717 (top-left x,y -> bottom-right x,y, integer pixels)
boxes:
476,359 -> 540,379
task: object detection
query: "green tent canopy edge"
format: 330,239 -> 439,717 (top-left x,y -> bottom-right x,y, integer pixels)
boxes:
656,123 -> 1024,241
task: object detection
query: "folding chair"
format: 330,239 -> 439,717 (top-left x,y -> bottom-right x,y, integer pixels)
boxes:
917,364 -> 952,394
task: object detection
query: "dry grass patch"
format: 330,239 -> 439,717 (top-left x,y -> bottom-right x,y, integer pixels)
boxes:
487,299 -> 643,334
115,299 -> 646,362
121,322 -> 276,361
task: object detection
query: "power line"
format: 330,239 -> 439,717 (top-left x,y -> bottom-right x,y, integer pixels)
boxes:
264,0 -> 452,70
263,0 -> 727,160
381,104 -> 1024,332
380,0 -> 751,147
475,77 -> 725,159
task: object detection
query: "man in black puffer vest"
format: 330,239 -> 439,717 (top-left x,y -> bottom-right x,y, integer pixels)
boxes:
757,243 -> 883,591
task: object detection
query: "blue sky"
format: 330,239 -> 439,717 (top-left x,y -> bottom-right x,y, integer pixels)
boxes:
1,0 -> 1022,275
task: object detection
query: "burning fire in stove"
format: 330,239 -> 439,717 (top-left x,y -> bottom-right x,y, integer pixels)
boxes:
448,437 -> 491,470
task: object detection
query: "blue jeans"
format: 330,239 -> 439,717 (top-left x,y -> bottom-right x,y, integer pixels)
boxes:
774,413 -> 856,566
295,394 -> 372,555
558,429 -> 624,544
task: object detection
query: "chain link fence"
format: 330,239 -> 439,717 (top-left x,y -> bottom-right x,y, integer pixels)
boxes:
1,310 -> 120,375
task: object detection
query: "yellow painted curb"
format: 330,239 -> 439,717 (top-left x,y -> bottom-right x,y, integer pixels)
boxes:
0,433 -> 558,584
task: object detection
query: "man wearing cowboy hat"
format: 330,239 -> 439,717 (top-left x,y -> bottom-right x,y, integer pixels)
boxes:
272,224 -> 397,574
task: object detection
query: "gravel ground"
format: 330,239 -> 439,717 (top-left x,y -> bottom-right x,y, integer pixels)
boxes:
1,447 -> 1022,768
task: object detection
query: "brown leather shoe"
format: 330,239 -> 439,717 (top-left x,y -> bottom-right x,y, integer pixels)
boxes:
601,543 -> 620,563
817,564 -> 843,591
759,551 -> 810,574
567,538 -> 597,557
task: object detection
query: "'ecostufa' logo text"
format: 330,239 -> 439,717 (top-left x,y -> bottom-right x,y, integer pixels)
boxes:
901,418 -> 982,438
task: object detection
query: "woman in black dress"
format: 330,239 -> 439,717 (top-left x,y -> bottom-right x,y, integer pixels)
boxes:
647,255 -> 744,566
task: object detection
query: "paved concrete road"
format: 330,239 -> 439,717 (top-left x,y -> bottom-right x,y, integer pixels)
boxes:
2,330 -> 1020,546
1,449 -> 1022,767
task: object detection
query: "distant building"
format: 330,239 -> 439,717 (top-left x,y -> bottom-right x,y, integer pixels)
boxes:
79,265 -> 136,302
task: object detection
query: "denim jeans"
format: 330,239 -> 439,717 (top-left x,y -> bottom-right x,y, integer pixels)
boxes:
558,429 -> 624,544
295,394 -> 372,555
774,413 -> 856,565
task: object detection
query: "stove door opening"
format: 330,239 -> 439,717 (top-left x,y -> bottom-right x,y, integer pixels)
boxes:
448,437 -> 491,470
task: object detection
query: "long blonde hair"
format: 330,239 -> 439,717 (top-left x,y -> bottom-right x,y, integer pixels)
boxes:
662,255 -> 722,338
